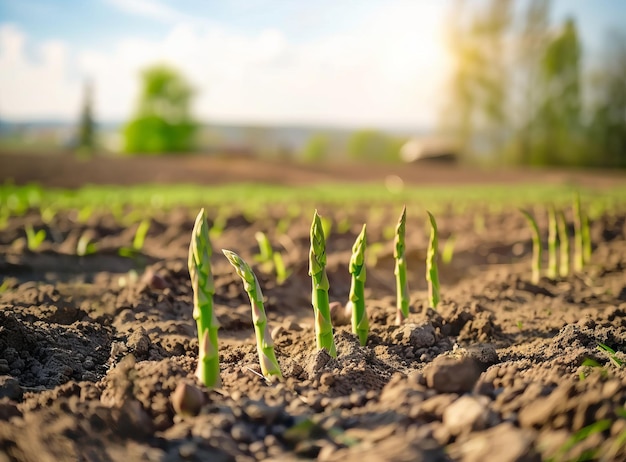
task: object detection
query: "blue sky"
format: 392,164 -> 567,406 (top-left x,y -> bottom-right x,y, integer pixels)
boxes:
0,0 -> 624,128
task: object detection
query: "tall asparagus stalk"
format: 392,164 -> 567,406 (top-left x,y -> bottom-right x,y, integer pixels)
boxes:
309,211 -> 337,357
426,211 -> 440,309
520,209 -> 542,284
348,224 -> 369,346
573,192 -> 584,271
394,206 -> 410,325
557,209 -> 570,277
547,205 -> 558,279
188,209 -> 221,388
222,250 -> 282,380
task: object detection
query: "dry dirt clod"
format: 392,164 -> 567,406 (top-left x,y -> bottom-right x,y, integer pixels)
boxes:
424,356 -> 482,393
442,395 -> 493,436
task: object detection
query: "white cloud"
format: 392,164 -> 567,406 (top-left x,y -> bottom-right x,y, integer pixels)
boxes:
104,0 -> 193,24
0,24 -> 80,119
0,3 -> 450,128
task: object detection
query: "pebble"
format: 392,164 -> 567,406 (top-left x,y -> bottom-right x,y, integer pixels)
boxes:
244,401 -> 281,425
395,323 -> 437,349
231,423 -> 253,443
443,395 -> 491,436
171,382 -> 205,417
450,422 -> 536,462
424,356 -> 482,393
0,376 -> 23,401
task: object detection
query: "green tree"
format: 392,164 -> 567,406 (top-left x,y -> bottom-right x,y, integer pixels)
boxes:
123,65 -> 197,154
586,31 -> 626,168
533,17 -> 582,166
442,0 -> 513,159
347,130 -> 402,162
302,134 -> 330,163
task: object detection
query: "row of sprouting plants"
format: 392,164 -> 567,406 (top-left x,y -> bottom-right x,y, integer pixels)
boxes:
520,192 -> 592,284
190,191 -> 597,388
188,206 -> 441,388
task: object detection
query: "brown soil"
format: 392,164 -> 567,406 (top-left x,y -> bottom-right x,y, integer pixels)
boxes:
1,154 -> 626,462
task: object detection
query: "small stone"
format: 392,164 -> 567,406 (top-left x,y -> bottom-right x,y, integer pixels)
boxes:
231,423 -> 253,443
0,376 -> 22,401
424,356 -> 481,393
127,328 -> 151,358
0,360 -> 10,374
449,422 -> 536,462
171,382 -> 205,417
244,401 -> 281,425
178,442 -> 197,459
329,301 -> 351,326
443,395 -> 491,436
248,440 -> 265,455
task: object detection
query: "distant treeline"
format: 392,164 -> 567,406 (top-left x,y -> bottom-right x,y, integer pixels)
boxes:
441,0 -> 626,168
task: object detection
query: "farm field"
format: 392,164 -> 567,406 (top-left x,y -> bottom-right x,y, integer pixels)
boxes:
1,155 -> 626,461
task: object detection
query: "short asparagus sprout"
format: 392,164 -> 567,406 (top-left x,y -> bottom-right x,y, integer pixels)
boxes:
254,231 -> 274,271
25,224 -> 46,251
394,206 -> 410,325
222,250 -> 283,380
547,205 -> 558,279
557,210 -> 570,277
188,209 -> 221,388
426,211 -> 440,309
309,210 -> 337,357
573,192 -> 584,271
348,224 -> 369,346
582,212 -> 592,265
520,209 -> 542,284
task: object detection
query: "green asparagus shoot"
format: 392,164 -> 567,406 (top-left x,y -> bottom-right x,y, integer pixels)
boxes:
582,212 -> 592,265
254,231 -> 274,268
394,206 -> 410,325
25,225 -> 46,251
426,211 -> 440,309
547,205 -> 558,279
273,252 -> 290,285
222,250 -> 283,380
348,224 -> 368,346
132,218 -> 151,251
520,209 -> 542,284
441,234 -> 457,265
573,192 -> 584,271
188,209 -> 221,388
557,209 -> 570,277
309,210 -> 337,357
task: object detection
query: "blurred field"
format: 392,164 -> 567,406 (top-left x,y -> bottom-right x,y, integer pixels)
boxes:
2,151 -> 625,190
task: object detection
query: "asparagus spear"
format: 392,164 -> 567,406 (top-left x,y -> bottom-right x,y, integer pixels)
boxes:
348,224 -> 369,346
309,210 -> 337,357
426,211 -> 440,309
394,206 -> 410,324
557,209 -> 570,277
520,209 -> 542,284
222,250 -> 282,380
188,209 -> 221,388
547,205 -> 558,279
